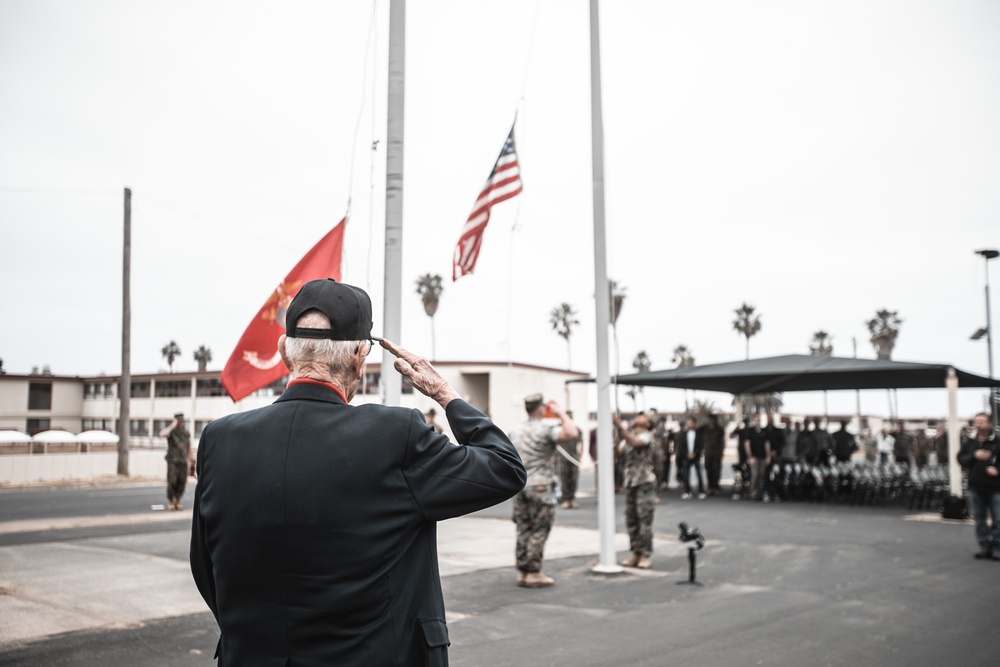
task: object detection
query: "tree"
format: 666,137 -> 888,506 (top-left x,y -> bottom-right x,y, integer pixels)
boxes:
867,309 -> 903,418
671,344 -> 696,409
809,331 -> 833,418
161,340 -> 181,372
733,302 -> 762,360
633,350 -> 652,373
733,392 -> 784,415
549,302 -> 580,369
671,344 -> 695,367
625,350 -> 652,411
689,398 -> 726,429
809,331 -> 833,356
193,345 -> 213,372
416,273 -> 444,360
866,309 -> 902,360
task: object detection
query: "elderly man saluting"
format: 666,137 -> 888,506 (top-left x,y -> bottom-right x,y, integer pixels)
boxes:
190,278 -> 526,666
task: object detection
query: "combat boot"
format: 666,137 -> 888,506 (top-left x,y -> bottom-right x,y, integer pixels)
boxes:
635,555 -> 652,569
520,572 -> 555,588
620,553 -> 639,567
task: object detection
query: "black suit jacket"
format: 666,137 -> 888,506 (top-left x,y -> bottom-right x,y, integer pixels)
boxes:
190,383 -> 526,666
675,428 -> 704,459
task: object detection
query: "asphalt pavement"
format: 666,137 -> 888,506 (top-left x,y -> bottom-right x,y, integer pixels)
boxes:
1,470 -> 998,666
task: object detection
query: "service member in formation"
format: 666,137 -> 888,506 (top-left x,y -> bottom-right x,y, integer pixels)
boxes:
510,393 -> 579,587
615,411 -> 657,569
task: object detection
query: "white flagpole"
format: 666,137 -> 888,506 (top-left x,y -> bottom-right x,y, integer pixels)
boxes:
382,0 -> 405,406
589,0 -> 622,574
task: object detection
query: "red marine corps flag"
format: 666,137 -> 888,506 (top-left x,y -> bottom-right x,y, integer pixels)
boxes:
220,220 -> 345,402
452,124 -> 523,281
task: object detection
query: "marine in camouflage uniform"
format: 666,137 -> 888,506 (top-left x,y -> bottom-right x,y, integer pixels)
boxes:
616,412 -> 657,569
510,394 -> 579,587
161,413 -> 192,510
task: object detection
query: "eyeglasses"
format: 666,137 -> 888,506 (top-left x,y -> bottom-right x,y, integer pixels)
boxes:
355,338 -> 379,356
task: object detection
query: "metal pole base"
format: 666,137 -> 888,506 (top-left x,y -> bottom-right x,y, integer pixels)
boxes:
676,547 -> 704,586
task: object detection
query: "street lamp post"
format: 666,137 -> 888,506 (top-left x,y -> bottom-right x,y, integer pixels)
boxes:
972,248 -> 998,426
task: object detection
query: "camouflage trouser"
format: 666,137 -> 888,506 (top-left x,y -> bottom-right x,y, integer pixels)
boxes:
166,459 -> 188,503
513,484 -> 556,573
624,482 -> 656,557
557,447 -> 579,502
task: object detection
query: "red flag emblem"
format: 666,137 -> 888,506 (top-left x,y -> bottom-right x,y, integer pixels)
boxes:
220,220 -> 345,401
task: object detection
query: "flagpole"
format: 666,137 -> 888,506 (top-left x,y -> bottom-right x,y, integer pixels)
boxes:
589,0 -> 621,574
381,0 -> 405,406
118,187 -> 131,476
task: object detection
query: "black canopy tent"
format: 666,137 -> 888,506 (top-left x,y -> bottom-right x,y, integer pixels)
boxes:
575,354 -> 1000,496
602,354 -> 1000,394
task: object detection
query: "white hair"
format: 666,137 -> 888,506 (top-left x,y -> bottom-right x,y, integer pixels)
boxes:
284,310 -> 362,382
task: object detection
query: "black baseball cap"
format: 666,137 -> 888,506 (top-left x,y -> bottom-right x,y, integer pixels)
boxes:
285,278 -> 374,340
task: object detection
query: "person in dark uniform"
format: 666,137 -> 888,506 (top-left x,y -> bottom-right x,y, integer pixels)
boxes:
832,420 -> 858,462
190,278 -> 526,666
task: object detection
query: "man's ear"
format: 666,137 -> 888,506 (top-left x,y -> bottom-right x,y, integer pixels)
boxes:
355,346 -> 365,380
278,335 -> 291,373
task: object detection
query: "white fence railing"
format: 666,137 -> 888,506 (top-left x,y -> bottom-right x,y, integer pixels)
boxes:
0,448 -> 171,486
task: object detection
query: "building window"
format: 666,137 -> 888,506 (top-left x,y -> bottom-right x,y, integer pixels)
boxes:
129,419 -> 149,437
28,383 -> 52,410
362,372 -> 380,395
196,379 -> 226,397
83,419 -> 115,432
131,382 -> 151,398
155,380 -> 192,398
27,419 -> 50,436
102,383 -> 115,398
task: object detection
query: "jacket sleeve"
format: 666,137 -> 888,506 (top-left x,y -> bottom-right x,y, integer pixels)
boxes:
403,399 -> 526,521
189,427 -> 219,624
957,438 -> 975,469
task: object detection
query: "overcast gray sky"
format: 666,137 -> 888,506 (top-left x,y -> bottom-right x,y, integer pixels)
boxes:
1,0 -> 998,420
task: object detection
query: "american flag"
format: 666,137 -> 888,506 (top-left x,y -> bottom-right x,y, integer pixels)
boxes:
452,126 -> 523,281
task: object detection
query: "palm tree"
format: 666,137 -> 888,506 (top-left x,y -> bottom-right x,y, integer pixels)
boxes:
193,345 -> 213,372
690,398 -> 725,428
809,331 -> 834,356
633,350 -> 652,373
866,309 -> 902,360
733,302 -> 762,360
671,344 -> 695,409
161,340 -> 181,372
626,350 -> 651,411
671,344 -> 695,367
809,331 -> 833,418
549,302 -> 580,369
733,392 -> 784,415
867,308 -> 903,418
415,274 -> 444,360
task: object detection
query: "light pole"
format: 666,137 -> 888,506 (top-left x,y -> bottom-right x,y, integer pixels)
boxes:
971,248 -> 998,426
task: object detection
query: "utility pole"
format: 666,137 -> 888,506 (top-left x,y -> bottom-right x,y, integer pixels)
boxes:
117,187 -> 131,476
